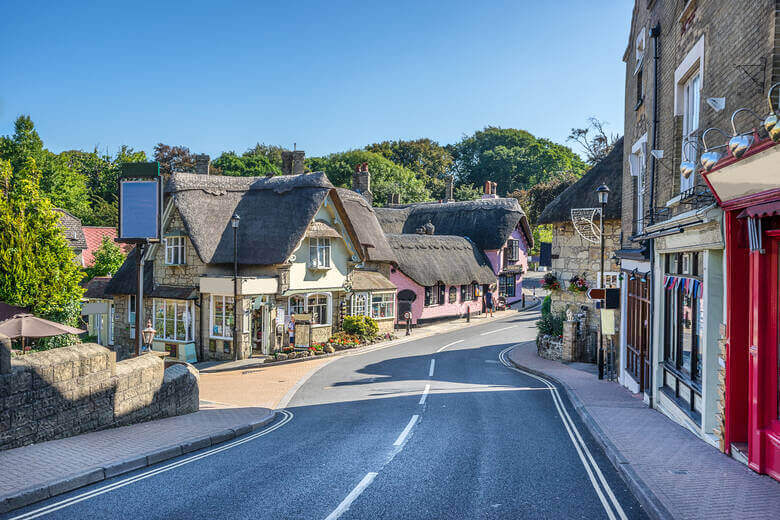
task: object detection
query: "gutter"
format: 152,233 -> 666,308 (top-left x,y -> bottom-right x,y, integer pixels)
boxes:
647,22 -> 661,405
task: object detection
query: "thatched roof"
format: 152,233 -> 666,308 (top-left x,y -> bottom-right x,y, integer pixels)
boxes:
374,198 -> 532,251
537,138 -> 624,225
351,270 -> 396,291
386,234 -> 496,287
168,172 -> 334,265
334,188 -> 396,263
54,209 -> 87,250
82,277 -> 112,299
104,248 -> 197,299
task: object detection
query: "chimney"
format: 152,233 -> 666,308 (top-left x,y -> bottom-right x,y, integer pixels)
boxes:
445,175 -> 454,202
482,180 -> 498,199
387,192 -> 401,205
194,154 -> 210,175
352,162 -> 373,206
281,150 -> 306,175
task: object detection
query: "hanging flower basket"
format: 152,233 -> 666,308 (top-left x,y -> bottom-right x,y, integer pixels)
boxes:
568,274 -> 590,293
541,273 -> 561,291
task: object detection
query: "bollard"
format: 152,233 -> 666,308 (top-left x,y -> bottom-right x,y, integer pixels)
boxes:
404,312 -> 412,336
466,309 -> 471,323
522,293 -> 526,309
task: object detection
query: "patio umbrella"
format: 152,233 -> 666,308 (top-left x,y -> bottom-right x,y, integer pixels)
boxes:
0,313 -> 86,350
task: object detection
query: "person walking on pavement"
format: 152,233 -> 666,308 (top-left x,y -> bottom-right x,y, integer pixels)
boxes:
287,316 -> 296,347
485,289 -> 494,317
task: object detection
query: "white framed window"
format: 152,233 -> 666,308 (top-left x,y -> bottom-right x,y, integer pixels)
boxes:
128,294 -> 136,339
109,304 -> 115,345
165,236 -> 186,265
210,295 -> 234,339
289,295 -> 305,315
371,292 -> 395,319
630,134 -> 648,233
309,238 -> 331,268
634,29 -> 646,73
681,72 -> 700,192
308,293 -> 330,325
153,299 -> 193,342
598,272 -> 621,289
351,293 -> 369,316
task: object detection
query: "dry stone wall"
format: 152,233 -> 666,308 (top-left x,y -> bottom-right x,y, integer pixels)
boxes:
0,343 -> 198,451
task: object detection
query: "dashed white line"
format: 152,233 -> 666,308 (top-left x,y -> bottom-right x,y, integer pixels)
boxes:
324,472 -> 378,520
393,415 -> 419,446
418,384 -> 431,405
436,339 -> 463,353
428,359 -> 435,377
480,325 -> 517,336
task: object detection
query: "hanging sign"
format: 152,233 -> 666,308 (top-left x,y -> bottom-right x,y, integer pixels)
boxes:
118,162 -> 162,243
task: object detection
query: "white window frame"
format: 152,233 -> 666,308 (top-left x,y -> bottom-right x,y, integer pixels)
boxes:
351,292 -> 369,316
288,292 -> 332,326
674,36 -> 704,195
108,304 -> 115,345
128,294 -> 136,339
307,292 -> 331,326
309,238 -> 331,269
598,272 -> 621,289
164,236 -> 186,265
153,299 -> 194,342
370,292 -> 395,319
210,295 -> 234,340
288,295 -> 305,316
634,28 -> 646,74
630,134 -> 648,233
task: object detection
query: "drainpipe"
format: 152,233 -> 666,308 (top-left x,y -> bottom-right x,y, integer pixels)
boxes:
647,22 -> 661,406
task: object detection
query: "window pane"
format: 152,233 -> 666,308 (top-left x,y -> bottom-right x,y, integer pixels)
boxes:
176,303 -> 186,340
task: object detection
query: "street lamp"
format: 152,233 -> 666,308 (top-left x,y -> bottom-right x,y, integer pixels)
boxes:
231,213 -> 240,361
595,183 -> 609,380
141,320 -> 156,353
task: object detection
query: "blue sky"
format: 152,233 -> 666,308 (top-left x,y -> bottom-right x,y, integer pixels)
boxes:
0,1 -> 633,159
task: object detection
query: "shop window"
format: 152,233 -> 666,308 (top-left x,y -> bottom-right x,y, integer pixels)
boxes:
371,293 -> 395,319
663,253 -> 703,386
165,236 -> 186,265
153,299 -> 193,342
210,295 -> 234,339
351,293 -> 368,316
448,287 -> 458,304
289,295 -> 305,315
499,274 -> 516,297
308,293 -> 329,325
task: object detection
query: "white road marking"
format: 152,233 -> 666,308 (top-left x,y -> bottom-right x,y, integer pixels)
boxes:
428,359 -> 435,377
324,472 -> 378,520
436,339 -> 463,353
499,347 -> 627,520
393,415 -> 419,446
418,384 -> 431,405
8,411 -> 295,520
480,325 -> 517,336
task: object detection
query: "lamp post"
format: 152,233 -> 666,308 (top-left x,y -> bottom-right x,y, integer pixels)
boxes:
596,183 -> 610,380
232,213 -> 240,361
141,320 -> 156,353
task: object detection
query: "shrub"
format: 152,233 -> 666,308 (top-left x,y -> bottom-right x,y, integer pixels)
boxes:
541,294 -> 551,317
342,315 -> 379,340
536,311 -> 565,337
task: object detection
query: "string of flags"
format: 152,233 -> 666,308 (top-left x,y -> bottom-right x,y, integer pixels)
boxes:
664,275 -> 703,298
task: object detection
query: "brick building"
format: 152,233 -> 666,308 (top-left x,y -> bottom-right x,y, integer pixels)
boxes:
619,0 -> 780,480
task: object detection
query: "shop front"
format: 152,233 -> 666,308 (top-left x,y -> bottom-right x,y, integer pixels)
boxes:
704,140 -> 780,481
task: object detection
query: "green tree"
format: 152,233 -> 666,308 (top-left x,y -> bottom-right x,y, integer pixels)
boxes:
365,138 -> 453,199
508,171 -> 579,227
245,143 -> 285,169
85,236 -> 126,280
450,127 -> 587,195
306,150 -> 430,206
0,158 -> 84,348
154,143 -> 194,175
454,183 -> 482,201
211,149 -> 281,177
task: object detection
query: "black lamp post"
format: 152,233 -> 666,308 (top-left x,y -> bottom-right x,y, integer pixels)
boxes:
595,183 -> 610,380
231,213 -> 240,361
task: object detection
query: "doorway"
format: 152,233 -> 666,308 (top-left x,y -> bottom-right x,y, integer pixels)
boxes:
251,302 -> 271,355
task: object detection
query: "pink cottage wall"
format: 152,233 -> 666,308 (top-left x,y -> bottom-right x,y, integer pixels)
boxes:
485,228 -> 530,305
389,270 -> 484,325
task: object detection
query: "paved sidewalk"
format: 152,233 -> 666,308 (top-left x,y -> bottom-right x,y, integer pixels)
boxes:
507,341 -> 780,520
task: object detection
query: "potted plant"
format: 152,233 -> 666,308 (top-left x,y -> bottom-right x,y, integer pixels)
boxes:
541,272 -> 561,291
568,274 -> 590,293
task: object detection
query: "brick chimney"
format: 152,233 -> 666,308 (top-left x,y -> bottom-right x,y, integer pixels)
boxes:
445,175 -> 455,202
281,150 -> 305,175
352,162 -> 373,206
387,192 -> 401,205
194,154 -> 210,175
482,180 -> 498,199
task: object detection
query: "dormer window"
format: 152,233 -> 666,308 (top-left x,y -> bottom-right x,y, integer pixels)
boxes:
165,236 -> 186,265
309,237 -> 331,269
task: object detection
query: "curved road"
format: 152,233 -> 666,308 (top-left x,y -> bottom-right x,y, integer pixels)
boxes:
6,308 -> 647,519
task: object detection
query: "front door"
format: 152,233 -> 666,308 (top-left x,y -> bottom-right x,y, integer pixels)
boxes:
625,276 -> 651,393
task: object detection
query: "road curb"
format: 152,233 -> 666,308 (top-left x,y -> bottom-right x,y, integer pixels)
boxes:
504,348 -> 673,520
0,411 -> 277,515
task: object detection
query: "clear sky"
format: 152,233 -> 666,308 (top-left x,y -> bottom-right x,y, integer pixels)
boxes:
0,1 -> 633,159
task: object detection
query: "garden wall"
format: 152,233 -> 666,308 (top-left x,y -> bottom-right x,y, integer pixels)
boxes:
0,343 -> 198,451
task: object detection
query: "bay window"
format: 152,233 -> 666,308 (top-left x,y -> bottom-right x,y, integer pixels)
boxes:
308,294 -> 329,325
289,295 -> 305,315
153,299 -> 193,342
210,295 -> 234,339
371,292 -> 395,319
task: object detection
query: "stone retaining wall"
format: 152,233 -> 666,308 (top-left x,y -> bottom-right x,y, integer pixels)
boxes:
0,343 -> 198,451
537,335 -> 562,361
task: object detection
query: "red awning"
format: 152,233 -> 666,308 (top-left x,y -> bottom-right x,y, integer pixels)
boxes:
737,200 -> 780,219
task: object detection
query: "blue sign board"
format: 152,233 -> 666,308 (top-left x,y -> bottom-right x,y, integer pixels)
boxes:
119,180 -> 160,241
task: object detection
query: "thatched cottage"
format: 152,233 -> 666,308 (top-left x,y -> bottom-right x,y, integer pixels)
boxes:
537,138 -> 623,348
375,187 -> 533,325
106,159 -> 397,362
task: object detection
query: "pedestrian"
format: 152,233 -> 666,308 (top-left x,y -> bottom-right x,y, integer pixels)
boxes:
287,316 -> 295,347
485,289 -> 494,317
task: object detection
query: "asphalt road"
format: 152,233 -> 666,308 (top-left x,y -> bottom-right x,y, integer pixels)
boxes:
6,307 -> 647,520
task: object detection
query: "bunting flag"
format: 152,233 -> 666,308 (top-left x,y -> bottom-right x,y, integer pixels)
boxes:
664,275 -> 703,298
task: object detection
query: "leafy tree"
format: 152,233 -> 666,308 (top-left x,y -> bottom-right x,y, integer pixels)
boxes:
154,143 -> 194,175
508,171 -> 579,228
212,149 -> 281,177
0,158 -> 84,348
306,150 -> 430,206
245,143 -> 285,169
454,183 -> 482,201
0,116 -> 91,222
568,117 -> 621,165
365,138 -> 453,199
85,236 -> 126,280
450,127 -> 586,196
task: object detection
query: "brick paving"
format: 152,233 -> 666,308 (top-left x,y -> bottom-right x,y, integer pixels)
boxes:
508,341 -> 780,520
